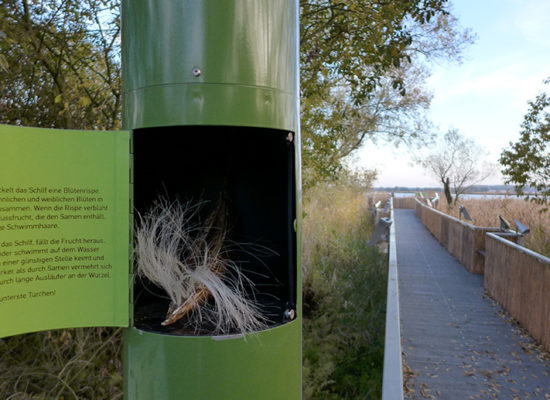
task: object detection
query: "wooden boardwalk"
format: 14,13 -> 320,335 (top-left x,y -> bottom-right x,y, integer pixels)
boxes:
395,209 -> 550,399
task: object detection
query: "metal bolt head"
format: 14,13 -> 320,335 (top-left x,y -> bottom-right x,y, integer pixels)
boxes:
286,132 -> 293,143
192,67 -> 201,77
284,308 -> 296,321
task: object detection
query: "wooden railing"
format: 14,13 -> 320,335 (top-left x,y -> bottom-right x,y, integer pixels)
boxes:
484,233 -> 550,353
414,199 -> 499,274
393,197 -> 415,209
413,199 -> 550,352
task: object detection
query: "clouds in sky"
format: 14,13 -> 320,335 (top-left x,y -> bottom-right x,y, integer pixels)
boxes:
358,0 -> 550,187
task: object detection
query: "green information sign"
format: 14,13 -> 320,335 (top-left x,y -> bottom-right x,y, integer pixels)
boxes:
0,124 -> 131,338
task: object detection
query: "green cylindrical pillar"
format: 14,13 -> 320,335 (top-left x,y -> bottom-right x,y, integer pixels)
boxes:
122,1 -> 301,399
122,0 -> 299,131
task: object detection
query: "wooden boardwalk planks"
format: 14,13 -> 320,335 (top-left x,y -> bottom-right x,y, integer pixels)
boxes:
396,209 -> 550,399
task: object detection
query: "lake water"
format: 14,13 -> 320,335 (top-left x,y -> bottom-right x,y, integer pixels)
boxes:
392,192 -> 526,199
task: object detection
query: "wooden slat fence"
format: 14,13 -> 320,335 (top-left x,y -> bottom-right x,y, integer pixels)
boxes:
484,233 -> 550,352
413,198 -> 550,352
393,197 -> 416,209
414,199 -> 499,274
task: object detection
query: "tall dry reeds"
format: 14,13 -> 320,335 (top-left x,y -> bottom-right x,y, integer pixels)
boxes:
302,185 -> 373,288
302,183 -> 387,400
436,197 -> 550,257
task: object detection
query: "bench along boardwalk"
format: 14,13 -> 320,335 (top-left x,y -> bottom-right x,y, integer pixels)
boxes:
395,209 -> 550,399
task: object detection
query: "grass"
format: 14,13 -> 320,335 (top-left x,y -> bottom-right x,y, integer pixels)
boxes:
0,328 -> 123,399
302,183 -> 388,399
436,197 -> 550,257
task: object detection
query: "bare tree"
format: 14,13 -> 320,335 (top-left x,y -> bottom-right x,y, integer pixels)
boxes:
417,129 -> 494,205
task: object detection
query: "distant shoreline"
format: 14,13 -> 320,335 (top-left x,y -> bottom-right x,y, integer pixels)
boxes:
373,185 -> 536,195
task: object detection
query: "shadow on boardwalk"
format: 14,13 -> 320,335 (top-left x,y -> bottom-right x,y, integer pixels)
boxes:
396,209 -> 550,399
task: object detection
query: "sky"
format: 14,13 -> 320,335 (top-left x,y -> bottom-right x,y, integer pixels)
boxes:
355,0 -> 550,188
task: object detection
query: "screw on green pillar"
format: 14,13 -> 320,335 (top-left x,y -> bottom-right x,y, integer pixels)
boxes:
122,0 -> 299,132
122,1 -> 302,399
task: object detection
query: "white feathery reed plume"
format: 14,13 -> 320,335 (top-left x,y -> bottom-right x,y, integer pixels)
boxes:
134,197 -> 267,335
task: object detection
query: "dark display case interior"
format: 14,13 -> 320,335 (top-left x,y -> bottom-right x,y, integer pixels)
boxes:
132,126 -> 297,335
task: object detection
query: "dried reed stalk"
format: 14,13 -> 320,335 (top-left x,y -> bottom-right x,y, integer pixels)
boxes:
134,197 -> 267,335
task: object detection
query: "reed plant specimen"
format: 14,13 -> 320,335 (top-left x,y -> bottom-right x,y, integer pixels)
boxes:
134,197 -> 267,335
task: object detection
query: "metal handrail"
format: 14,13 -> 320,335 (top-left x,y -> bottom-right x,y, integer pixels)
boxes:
381,198 -> 404,400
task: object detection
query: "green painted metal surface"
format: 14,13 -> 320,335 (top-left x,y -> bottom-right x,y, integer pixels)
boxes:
124,322 -> 301,399
122,0 -> 299,132
122,1 -> 301,398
